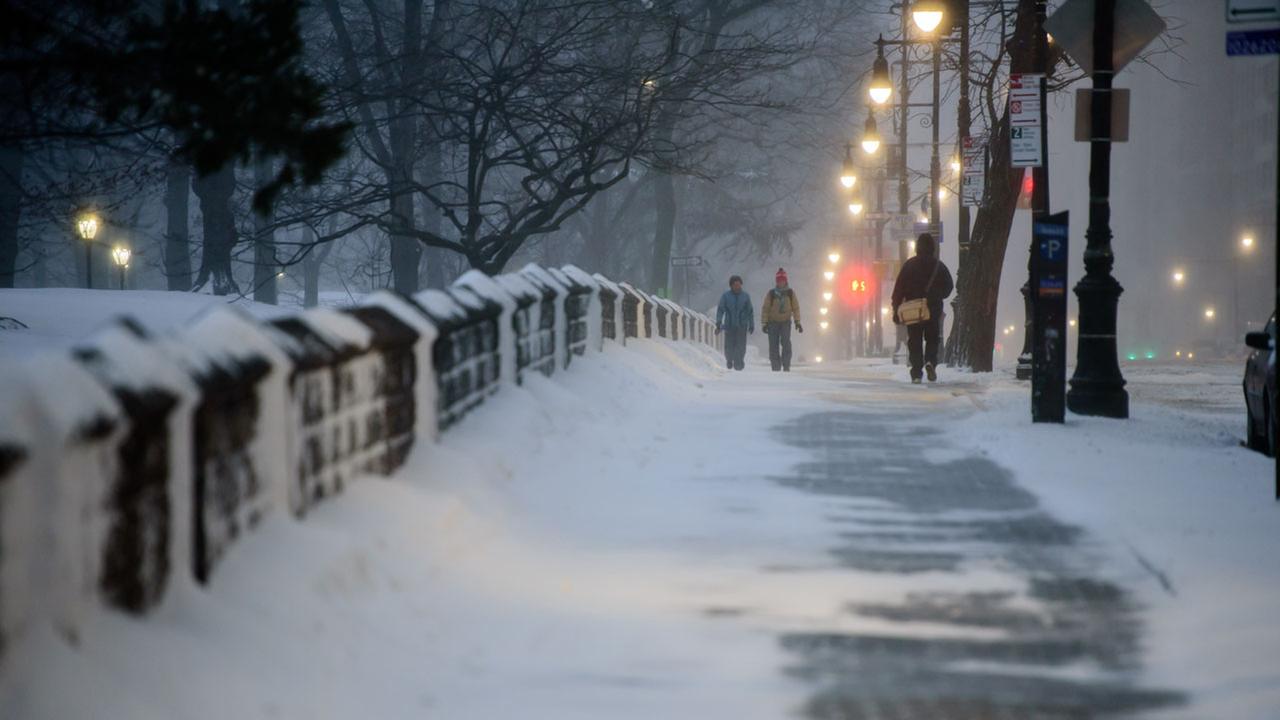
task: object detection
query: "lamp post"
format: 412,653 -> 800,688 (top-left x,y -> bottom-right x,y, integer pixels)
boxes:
76,212 -> 99,289
863,107 -> 888,356
1067,0 -> 1128,418
111,246 -> 131,290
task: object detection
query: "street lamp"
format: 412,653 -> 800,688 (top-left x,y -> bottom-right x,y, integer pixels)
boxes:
824,270 -> 835,281
912,0 -> 946,33
828,252 -> 841,264
76,211 -> 99,289
840,144 -> 857,188
111,245 -> 131,290
823,292 -> 833,302
819,320 -> 830,330
861,110 -> 881,154
868,39 -> 892,105
1241,234 -> 1255,250
820,307 -> 829,316
848,200 -> 864,216
1204,307 -> 1216,320
1171,269 -> 1185,285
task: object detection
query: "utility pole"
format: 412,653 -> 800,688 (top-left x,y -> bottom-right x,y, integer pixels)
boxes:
893,0 -> 912,365
1066,0 -> 1129,418
949,0 -> 971,367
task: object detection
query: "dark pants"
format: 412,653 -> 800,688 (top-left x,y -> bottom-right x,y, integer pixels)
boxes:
723,327 -> 747,370
906,317 -> 940,378
767,321 -> 792,371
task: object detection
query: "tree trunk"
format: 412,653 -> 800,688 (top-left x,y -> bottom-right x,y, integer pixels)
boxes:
191,165 -> 240,296
944,0 -> 1037,370
650,166 -> 676,292
0,145 -> 22,288
252,155 -> 278,304
387,0 -> 424,294
164,157 -> 192,291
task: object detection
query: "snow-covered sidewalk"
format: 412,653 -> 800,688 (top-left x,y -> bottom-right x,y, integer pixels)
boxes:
1,341 -> 1274,719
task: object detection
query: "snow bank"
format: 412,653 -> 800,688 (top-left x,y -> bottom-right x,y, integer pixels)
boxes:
0,268 -> 718,675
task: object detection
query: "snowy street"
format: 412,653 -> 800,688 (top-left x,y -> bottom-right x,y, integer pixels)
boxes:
4,339 -> 1273,719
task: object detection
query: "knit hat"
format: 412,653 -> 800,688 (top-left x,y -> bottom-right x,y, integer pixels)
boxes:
775,268 -> 788,284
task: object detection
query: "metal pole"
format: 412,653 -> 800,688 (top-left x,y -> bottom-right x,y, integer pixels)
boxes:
1066,0 -> 1128,418
1018,0 -> 1051,381
929,39 -> 941,242
85,241 -> 92,290
875,160 -> 886,355
949,0 -> 971,367
119,265 -> 125,291
893,0 -> 912,365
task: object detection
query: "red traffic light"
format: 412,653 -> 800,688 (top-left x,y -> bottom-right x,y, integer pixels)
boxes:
835,263 -> 876,309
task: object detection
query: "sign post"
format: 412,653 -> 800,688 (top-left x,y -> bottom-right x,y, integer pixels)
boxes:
1031,212 -> 1069,423
1009,73 -> 1044,168
961,136 -> 986,206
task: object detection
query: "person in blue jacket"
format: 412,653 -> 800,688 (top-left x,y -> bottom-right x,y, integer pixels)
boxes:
716,275 -> 754,371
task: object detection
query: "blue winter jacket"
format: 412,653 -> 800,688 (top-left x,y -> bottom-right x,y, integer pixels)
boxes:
716,289 -> 754,330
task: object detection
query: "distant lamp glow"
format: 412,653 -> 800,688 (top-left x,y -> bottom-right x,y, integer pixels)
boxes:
77,213 -> 100,241
881,306 -> 889,316
1068,318 -> 1077,328
848,201 -> 864,216
820,307 -> 829,316
1003,327 -> 1011,336
950,157 -> 961,173
823,292 -> 833,302
1242,235 -> 1255,250
1188,352 -> 1195,359
815,355 -> 824,363
918,214 -> 929,223
824,270 -> 836,281
869,39 -> 892,105
1175,350 -> 1182,357
828,252 -> 841,264
912,0 -> 945,33
111,245 -> 130,268
908,240 -> 917,253
277,271 -> 285,278
819,320 -> 830,330
861,110 -> 881,154
1204,307 -> 1216,319
938,187 -> 948,202
1171,269 -> 1185,285
840,144 -> 857,188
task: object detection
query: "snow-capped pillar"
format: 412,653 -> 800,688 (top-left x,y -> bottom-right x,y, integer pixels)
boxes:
454,270 -> 521,388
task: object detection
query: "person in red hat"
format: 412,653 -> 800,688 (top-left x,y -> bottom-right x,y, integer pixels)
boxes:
761,267 -> 803,371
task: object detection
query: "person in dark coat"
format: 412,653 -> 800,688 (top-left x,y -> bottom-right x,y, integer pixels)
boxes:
891,233 -> 954,383
715,275 -> 754,371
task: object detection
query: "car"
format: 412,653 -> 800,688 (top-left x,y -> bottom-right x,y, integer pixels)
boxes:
1243,313 -> 1277,456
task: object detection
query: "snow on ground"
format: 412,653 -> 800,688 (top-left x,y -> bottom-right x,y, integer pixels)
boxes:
1,292 -> 1275,718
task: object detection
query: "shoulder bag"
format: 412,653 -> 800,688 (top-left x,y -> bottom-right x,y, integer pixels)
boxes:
897,261 -> 940,326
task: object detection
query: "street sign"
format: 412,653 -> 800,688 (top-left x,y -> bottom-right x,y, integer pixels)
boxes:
1031,212 -> 1070,423
1227,27 -> 1280,55
961,136 -> 985,206
888,214 -> 915,233
1045,0 -> 1167,75
912,221 -> 943,244
1073,88 -> 1131,141
670,255 -> 703,267
1227,0 -> 1280,23
1009,74 -> 1044,167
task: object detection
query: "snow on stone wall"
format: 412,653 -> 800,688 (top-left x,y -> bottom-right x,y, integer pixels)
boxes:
0,267 -> 716,665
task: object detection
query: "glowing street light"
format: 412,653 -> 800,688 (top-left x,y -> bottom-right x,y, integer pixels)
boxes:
1204,307 -> 1216,320
840,144 -> 857,188
815,355 -> 824,363
881,306 -> 889,316
950,157 -> 961,173
1242,234 -> 1255,251
848,201 -> 864,216
819,320 -> 830,330
908,239 -> 917,254
110,245 -> 130,290
869,39 -> 892,105
1068,318 -> 1077,328
912,0 -> 945,33
828,252 -> 841,264
819,307 -> 829,316
823,292 -> 833,302
937,187 -> 948,202
1171,269 -> 1185,285
76,211 -> 100,289
824,270 -> 836,281
861,109 -> 881,154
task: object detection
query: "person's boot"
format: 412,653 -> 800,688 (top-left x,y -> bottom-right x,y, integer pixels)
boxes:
926,362 -> 937,382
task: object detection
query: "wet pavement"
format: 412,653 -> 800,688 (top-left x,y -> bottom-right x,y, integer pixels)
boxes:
770,390 -> 1186,718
